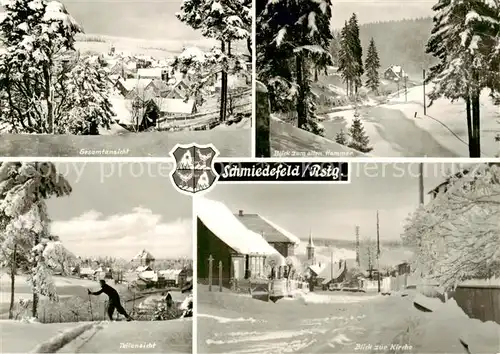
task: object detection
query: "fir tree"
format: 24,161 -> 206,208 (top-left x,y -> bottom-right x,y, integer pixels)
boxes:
335,129 -> 347,145
257,0 -> 333,136
365,37 -> 381,93
337,14 -> 363,95
347,13 -> 364,93
426,0 -> 500,157
347,113 -> 373,153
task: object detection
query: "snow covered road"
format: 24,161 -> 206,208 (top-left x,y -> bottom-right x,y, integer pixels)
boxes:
198,293 -> 414,354
198,291 -> 500,354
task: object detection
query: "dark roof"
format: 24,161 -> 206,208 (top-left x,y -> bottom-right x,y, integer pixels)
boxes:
235,213 -> 292,243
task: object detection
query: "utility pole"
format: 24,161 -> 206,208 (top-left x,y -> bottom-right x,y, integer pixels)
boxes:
330,249 -> 333,287
355,226 -> 360,266
423,69 -> 427,115
419,163 -> 424,205
404,75 -> 408,103
376,210 -> 381,293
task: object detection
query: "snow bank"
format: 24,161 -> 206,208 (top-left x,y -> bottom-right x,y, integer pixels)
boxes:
410,297 -> 500,354
198,313 -> 261,324
30,322 -> 96,353
298,292 -> 380,305
197,198 -> 284,258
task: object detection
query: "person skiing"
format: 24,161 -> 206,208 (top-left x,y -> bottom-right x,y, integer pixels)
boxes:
165,291 -> 173,309
88,279 -> 133,321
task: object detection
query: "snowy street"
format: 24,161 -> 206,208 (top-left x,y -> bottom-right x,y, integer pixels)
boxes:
198,289 -> 500,354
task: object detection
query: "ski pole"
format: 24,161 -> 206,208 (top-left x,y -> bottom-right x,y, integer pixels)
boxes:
88,294 -> 94,321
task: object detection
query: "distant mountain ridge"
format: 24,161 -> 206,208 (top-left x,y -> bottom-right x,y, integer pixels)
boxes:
356,17 -> 436,79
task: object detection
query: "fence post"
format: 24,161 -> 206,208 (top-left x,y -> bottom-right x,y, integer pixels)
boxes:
219,261 -> 223,292
208,255 -> 214,292
255,81 -> 271,157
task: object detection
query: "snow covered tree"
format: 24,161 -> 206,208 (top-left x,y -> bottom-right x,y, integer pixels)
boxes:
258,0 -> 333,136
43,241 -> 76,275
347,113 -> 373,153
0,0 -> 114,134
335,129 -> 347,145
0,162 -> 72,318
365,38 -> 381,93
402,163 -> 500,290
176,0 -> 251,122
426,0 -> 500,157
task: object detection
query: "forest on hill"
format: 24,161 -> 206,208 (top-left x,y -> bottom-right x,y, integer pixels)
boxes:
346,17 -> 436,79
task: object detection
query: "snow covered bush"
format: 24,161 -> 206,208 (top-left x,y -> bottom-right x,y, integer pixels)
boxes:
0,0 -> 113,134
402,163 -> 500,290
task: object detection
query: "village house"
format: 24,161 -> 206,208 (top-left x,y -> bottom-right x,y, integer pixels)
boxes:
314,260 -> 348,289
197,198 -> 285,287
116,78 -> 161,100
137,67 -> 170,81
133,249 -> 155,267
109,96 -> 158,131
383,65 -> 408,82
155,98 -> 197,117
234,210 -> 300,258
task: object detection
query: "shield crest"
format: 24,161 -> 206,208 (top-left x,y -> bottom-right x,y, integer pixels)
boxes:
169,143 -> 220,195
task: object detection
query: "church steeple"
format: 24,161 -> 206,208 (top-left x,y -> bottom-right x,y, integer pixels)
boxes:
307,229 -> 315,263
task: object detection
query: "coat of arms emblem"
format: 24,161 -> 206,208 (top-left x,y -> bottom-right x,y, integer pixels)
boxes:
169,143 -> 219,195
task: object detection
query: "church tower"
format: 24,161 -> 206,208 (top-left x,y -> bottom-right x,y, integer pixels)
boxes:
306,230 -> 315,263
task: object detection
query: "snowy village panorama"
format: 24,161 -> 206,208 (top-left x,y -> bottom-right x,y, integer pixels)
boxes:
256,0 -> 500,158
0,162 -> 193,353
196,162 -> 500,354
0,0 -> 251,157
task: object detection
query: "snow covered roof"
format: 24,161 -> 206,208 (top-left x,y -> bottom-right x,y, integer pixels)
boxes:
318,261 -> 347,284
80,267 -> 95,275
133,249 -> 155,261
308,263 -> 327,276
156,98 -> 195,114
136,265 -> 152,272
138,68 -> 166,78
235,212 -> 300,245
159,269 -> 183,280
119,78 -> 153,92
197,198 -> 284,257
386,65 -> 408,79
138,271 -> 158,282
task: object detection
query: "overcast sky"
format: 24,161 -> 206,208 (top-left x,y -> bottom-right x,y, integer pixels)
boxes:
0,0 -> 436,40
206,163 -> 469,242
45,162 -> 192,260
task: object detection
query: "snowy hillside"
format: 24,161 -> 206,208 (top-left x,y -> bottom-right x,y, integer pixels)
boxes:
270,117 -> 366,157
386,85 -> 500,157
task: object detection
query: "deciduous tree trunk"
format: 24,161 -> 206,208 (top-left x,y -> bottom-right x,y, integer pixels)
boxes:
296,54 -> 307,129
8,244 -> 17,319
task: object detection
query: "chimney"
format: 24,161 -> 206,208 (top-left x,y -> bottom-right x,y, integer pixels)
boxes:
238,210 -> 244,216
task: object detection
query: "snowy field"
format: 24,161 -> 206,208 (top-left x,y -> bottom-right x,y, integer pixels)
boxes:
74,33 -> 215,57
0,129 -> 251,157
0,274 -> 100,316
323,85 -> 499,157
198,286 -> 500,354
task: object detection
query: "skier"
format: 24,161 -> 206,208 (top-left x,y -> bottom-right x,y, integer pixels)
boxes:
165,291 -> 173,309
88,279 -> 133,321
